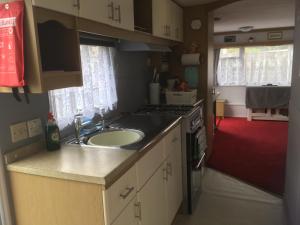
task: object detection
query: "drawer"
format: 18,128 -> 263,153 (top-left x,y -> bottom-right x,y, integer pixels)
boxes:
164,125 -> 181,157
103,165 -> 137,225
136,139 -> 164,190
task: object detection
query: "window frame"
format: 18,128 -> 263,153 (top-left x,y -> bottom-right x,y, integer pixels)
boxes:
216,44 -> 294,87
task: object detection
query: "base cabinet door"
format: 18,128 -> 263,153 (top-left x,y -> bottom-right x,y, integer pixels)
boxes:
164,125 -> 183,224
138,165 -> 167,225
111,197 -> 139,225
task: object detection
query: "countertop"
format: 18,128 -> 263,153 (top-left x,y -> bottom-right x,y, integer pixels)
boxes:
7,115 -> 182,188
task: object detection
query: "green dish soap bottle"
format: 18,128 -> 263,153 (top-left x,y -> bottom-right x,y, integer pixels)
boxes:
45,112 -> 61,151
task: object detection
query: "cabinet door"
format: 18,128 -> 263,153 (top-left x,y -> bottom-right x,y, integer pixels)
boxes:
152,0 -> 171,38
79,0 -> 109,24
138,165 -> 167,225
111,197 -> 139,225
107,0 -> 134,31
165,137 -> 183,224
172,3 -> 183,41
32,0 -> 78,16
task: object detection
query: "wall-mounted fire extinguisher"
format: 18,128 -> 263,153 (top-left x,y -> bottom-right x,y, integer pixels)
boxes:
0,0 -> 29,103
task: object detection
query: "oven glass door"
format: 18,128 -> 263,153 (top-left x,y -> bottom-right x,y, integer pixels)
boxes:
186,127 -> 205,213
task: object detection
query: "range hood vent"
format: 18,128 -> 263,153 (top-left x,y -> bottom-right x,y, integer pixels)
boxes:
118,40 -> 172,52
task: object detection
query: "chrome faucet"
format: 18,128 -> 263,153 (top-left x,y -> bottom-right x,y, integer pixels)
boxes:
100,109 -> 107,131
74,113 -> 83,144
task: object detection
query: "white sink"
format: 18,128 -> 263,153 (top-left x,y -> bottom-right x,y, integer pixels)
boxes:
87,129 -> 144,147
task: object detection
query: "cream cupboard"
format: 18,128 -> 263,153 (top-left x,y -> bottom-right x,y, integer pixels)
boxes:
32,0 -> 182,39
9,125 -> 183,225
33,0 -> 134,31
152,0 -> 183,41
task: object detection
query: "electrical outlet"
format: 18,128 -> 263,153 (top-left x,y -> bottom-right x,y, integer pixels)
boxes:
27,118 -> 42,137
10,122 -> 28,143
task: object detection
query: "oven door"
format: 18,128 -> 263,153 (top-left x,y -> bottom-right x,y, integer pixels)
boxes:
186,126 -> 206,213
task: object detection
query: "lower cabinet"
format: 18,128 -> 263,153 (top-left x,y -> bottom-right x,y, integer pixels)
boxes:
165,147 -> 183,224
134,124 -> 183,225
137,165 -> 167,225
8,125 -> 182,225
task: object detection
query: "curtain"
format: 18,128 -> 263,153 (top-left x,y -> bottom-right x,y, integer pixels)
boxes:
213,49 -> 221,86
217,45 -> 293,86
244,45 -> 294,86
49,45 -> 118,129
217,48 -> 245,86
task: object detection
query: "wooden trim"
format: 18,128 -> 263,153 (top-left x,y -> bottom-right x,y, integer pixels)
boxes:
215,40 -> 294,48
214,26 -> 295,36
77,17 -> 178,46
9,172 -> 105,225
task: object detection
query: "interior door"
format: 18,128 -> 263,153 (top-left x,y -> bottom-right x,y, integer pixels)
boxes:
138,164 -> 167,225
32,0 -> 78,16
79,0 -> 109,24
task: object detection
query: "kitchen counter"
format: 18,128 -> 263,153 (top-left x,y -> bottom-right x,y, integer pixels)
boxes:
6,115 -> 182,188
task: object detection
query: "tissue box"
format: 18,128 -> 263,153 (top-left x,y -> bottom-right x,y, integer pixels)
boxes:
166,89 -> 197,105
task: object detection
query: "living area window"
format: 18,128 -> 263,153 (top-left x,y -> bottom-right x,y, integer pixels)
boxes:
216,44 -> 294,86
48,38 -> 118,129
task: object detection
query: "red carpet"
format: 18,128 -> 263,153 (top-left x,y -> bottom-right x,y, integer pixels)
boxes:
207,118 -> 288,195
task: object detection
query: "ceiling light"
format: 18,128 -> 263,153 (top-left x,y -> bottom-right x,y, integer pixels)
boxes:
239,26 -> 254,32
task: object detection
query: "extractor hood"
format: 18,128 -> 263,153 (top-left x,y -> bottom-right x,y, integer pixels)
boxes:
118,40 -> 172,52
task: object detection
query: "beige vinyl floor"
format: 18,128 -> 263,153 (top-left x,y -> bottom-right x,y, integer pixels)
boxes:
174,168 -> 287,225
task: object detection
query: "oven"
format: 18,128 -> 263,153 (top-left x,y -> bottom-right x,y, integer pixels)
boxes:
181,103 -> 206,214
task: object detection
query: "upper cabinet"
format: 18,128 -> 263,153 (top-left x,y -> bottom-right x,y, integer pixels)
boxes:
80,0 -> 134,31
32,0 -> 79,16
110,0 -> 134,31
171,1 -> 183,42
33,0 -> 134,31
152,0 -> 183,42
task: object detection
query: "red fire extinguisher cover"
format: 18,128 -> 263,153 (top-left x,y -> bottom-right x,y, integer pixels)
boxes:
0,0 -> 24,87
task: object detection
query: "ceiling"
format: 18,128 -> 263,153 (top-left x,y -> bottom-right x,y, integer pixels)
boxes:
214,0 -> 295,32
174,0 -> 218,7
175,0 -> 295,33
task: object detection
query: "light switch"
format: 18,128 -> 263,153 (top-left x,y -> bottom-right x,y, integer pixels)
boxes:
27,118 -> 43,137
10,122 -> 28,143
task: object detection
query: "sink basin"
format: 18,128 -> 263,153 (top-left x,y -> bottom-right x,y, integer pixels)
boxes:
87,129 -> 145,147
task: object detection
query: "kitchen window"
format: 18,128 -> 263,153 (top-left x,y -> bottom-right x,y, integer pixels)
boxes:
217,44 -> 294,86
48,44 -> 118,129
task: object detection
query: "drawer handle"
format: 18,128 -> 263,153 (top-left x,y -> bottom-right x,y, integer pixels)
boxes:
120,187 -> 134,199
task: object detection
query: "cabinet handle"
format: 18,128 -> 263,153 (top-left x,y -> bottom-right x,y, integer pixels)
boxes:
120,187 -> 134,199
108,2 -> 114,20
163,167 -> 168,181
114,5 -> 121,23
167,162 -> 173,176
73,0 -> 80,10
134,202 -> 142,220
